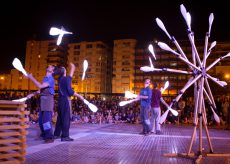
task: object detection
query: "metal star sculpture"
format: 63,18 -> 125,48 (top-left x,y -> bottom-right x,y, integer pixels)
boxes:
140,4 -> 230,160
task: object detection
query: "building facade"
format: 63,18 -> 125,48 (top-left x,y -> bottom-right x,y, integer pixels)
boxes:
68,41 -> 111,93
112,39 -> 137,93
134,40 -> 230,96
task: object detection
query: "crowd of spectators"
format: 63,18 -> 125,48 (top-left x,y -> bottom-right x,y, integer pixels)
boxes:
0,92 -> 230,130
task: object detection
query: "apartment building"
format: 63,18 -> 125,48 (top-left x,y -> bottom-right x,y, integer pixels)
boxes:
68,41 -> 111,93
2,39 -> 229,97
134,40 -> 230,96
112,39 -> 137,93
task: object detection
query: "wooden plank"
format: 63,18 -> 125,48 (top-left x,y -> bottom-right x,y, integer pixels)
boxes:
0,117 -> 29,123
0,111 -> 29,116
0,132 -> 21,137
0,118 -> 20,123
0,160 -> 20,164
0,118 -> 21,122
0,153 -> 21,159
0,138 -> 21,144
0,111 -> 23,115
0,125 -> 29,130
0,145 -> 21,151
206,153 -> 230,157
0,104 -> 27,108
0,100 -> 27,109
0,104 -> 26,108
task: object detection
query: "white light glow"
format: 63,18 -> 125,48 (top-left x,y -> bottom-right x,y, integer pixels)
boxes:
148,44 -> 156,60
125,91 -> 137,99
82,60 -> 88,80
49,26 -> 73,45
12,58 -> 28,76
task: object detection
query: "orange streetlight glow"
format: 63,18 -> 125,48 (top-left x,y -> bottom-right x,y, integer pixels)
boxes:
150,84 -> 153,89
225,74 -> 229,79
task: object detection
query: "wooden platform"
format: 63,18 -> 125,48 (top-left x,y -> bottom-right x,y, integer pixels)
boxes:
0,100 -> 29,164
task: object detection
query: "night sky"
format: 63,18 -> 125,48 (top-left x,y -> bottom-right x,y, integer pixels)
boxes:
0,0 -> 229,73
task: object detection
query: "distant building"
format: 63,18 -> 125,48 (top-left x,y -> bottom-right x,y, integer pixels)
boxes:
10,69 -> 25,90
0,69 -> 27,90
0,73 -> 10,90
2,39 -> 230,97
133,40 -> 230,96
112,39 -> 137,93
68,41 -> 111,93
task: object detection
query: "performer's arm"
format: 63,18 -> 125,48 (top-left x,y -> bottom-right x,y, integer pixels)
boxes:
27,74 -> 49,89
66,76 -> 75,96
138,89 -> 152,99
69,63 -> 75,77
138,95 -> 148,99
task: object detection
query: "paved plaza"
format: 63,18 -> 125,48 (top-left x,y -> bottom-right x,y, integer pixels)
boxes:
25,123 -> 230,164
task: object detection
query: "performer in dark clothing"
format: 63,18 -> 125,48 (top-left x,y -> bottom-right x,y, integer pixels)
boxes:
54,63 -> 83,141
138,78 -> 152,135
150,82 -> 168,135
27,65 -> 56,143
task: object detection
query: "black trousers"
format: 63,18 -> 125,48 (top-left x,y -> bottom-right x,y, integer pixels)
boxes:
54,96 -> 71,138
